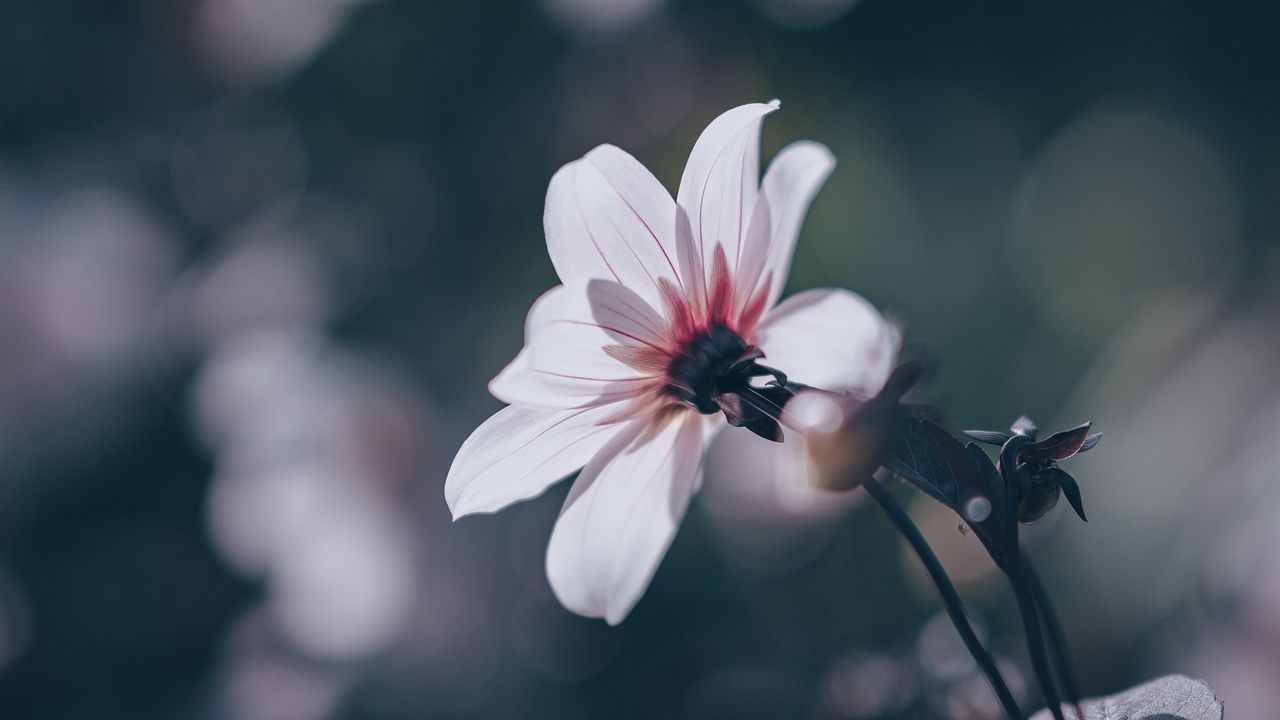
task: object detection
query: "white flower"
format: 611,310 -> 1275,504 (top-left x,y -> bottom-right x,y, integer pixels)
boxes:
446,101 -> 898,624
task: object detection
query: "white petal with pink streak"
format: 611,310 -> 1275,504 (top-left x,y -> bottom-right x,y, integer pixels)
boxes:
545,411 -> 704,624
490,280 -> 667,409
446,404 -> 628,518
737,140 -> 836,310
544,145 -> 683,309
676,101 -> 779,291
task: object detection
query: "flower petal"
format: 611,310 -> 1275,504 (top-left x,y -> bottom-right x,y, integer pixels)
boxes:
755,288 -> 898,395
545,411 -> 704,624
676,101 -> 779,291
544,144 -> 682,309
490,280 -> 668,409
446,404 -> 627,519
520,284 -> 571,340
737,141 -> 836,312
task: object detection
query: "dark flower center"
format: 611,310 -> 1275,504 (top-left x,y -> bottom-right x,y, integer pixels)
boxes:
665,324 -> 801,442
665,324 -> 753,413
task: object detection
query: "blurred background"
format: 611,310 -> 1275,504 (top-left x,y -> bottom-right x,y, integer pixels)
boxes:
0,0 -> 1276,717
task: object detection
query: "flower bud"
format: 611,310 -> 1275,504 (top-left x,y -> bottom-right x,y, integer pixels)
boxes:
1016,471 -> 1062,523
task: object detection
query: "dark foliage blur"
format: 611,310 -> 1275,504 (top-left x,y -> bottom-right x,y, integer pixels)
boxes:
1,0 -> 1278,718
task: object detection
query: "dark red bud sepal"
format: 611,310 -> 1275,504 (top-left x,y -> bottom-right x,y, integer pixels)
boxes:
1024,422 -> 1092,461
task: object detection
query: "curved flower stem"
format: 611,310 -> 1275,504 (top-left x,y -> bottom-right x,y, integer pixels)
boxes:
1021,557 -> 1083,719
863,478 -> 1025,720
1008,563 -> 1066,720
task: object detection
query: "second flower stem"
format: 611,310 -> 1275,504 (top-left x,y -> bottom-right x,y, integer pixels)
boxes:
863,477 -> 1025,720
1009,564 -> 1066,720
1021,557 -> 1083,719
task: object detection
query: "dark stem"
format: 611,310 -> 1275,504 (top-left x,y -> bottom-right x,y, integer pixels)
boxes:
863,478 -> 1025,720
1009,564 -> 1065,720
1021,556 -> 1083,719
